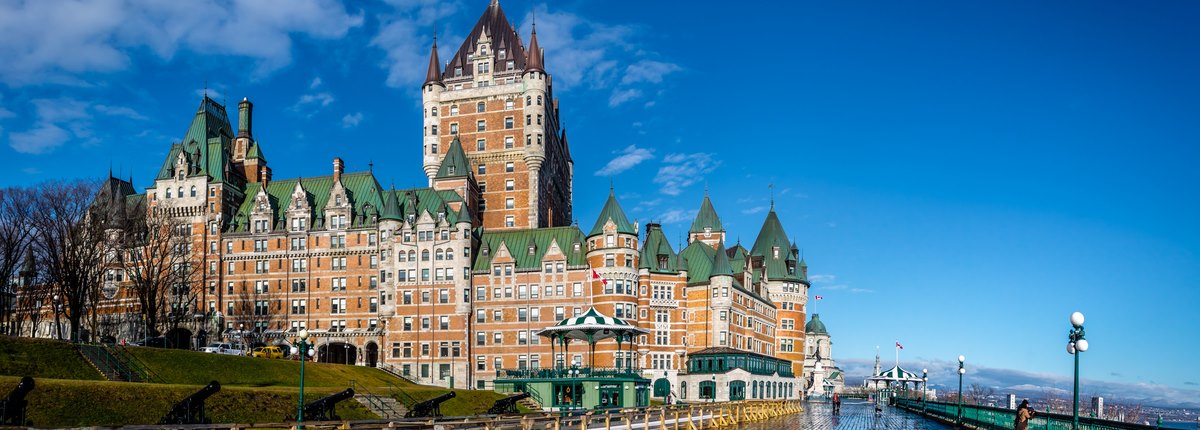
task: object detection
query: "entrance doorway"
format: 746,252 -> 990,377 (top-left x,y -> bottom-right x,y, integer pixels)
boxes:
318,342 -> 358,365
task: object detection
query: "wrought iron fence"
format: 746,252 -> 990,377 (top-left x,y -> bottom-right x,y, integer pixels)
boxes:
895,398 -> 1161,430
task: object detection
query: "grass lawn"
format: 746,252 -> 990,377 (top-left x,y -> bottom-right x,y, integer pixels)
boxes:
127,346 -> 404,389
397,386 -> 511,417
0,336 -> 102,381
0,375 -> 375,427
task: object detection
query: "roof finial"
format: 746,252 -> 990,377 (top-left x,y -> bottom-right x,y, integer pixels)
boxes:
203,79 -> 208,99
769,183 -> 775,208
108,161 -> 113,179
531,5 -> 536,34
609,177 -> 614,194
368,159 -> 374,172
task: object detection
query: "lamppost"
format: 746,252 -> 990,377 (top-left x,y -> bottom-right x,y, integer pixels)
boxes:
239,323 -> 245,352
957,355 -> 966,426
52,294 -> 62,340
922,369 -> 929,414
1067,311 -> 1088,430
344,344 -> 351,366
292,330 -> 315,423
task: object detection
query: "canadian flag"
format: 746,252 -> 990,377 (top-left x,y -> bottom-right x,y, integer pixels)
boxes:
896,341 -> 904,350
814,296 -> 823,300
592,269 -> 608,285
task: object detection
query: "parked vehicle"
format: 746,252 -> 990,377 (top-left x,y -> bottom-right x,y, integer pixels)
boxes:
135,336 -> 173,348
251,346 -> 284,359
200,342 -> 246,356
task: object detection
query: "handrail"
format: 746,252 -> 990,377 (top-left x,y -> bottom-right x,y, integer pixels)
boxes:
498,367 -> 645,380
895,398 -> 1160,430
349,380 -> 401,419
112,345 -> 161,383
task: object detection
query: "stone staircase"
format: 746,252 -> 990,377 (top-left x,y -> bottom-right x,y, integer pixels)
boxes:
77,343 -> 142,382
354,393 -> 406,419
517,395 -> 542,412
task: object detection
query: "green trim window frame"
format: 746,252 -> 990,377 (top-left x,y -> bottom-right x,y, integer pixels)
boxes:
729,380 -> 746,401
552,382 -> 583,408
699,381 -> 716,400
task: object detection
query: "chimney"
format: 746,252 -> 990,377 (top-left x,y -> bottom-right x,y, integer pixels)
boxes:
333,157 -> 344,182
238,97 -> 253,138
260,166 -> 270,186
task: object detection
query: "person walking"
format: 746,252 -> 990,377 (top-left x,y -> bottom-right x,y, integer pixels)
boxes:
832,393 -> 842,414
1015,399 -> 1036,430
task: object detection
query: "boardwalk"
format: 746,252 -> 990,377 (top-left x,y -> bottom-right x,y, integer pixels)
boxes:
743,400 -> 952,430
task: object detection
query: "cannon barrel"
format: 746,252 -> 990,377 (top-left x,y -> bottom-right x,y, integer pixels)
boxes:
405,391 -> 456,418
300,388 -> 355,421
0,376 -> 36,426
159,381 -> 221,425
488,392 -> 530,415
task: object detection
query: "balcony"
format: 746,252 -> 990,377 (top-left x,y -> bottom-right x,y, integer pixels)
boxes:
496,367 -> 645,380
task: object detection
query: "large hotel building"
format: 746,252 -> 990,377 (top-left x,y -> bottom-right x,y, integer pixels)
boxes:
38,1 -> 837,398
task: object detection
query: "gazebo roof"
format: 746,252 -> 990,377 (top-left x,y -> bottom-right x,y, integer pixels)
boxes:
537,307 -> 649,342
867,366 -> 923,382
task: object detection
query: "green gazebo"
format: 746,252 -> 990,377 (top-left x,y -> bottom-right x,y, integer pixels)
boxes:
493,307 -> 651,411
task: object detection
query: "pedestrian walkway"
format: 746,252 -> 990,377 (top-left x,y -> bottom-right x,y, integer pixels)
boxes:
742,399 -> 954,430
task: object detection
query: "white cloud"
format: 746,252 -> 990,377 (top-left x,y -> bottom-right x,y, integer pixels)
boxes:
741,206 -> 768,215
291,92 -> 335,115
595,145 -> 654,176
371,0 -> 463,89
94,104 -> 147,120
0,0 -> 363,85
10,123 -> 71,154
309,77 -> 323,89
342,112 -> 363,128
608,88 -> 642,107
654,152 -> 720,196
620,60 -> 682,85
808,274 -> 837,283
657,208 -> 695,225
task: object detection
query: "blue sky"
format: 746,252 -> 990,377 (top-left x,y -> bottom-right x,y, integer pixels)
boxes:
1,0 -> 1198,406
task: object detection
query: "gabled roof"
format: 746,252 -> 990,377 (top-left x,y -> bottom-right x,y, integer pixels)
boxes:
231,171 -> 385,232
689,194 -> 724,234
679,240 -> 716,284
588,190 -> 635,237
156,96 -> 235,184
473,226 -> 587,271
442,1 -> 527,81
638,223 -> 678,273
435,136 -> 471,179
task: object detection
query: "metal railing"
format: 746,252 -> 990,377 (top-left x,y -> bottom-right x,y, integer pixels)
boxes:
112,345 -> 161,383
349,380 -> 402,419
497,367 -> 644,380
895,398 -> 1161,430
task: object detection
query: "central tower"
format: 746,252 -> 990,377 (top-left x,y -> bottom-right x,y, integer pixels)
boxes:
421,1 -> 573,231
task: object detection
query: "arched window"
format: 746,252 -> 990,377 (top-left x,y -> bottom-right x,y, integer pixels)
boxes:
166,188 -> 172,198
526,95 -> 532,106
398,252 -> 406,262
408,250 -> 416,261
445,248 -> 454,260
430,107 -> 437,117
190,186 -> 197,197
177,187 -> 183,197
435,249 -> 444,260
421,250 -> 430,261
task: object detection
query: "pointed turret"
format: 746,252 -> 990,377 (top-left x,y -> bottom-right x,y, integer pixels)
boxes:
710,241 -> 734,278
588,189 -> 635,237
525,22 -> 544,73
435,136 -> 470,179
424,37 -> 443,86
381,188 -> 402,221
689,194 -> 724,234
751,207 -> 791,259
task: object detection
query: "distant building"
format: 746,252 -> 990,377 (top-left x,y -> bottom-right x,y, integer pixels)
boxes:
1008,394 -> 1017,409
801,314 -> 844,396
1093,396 -> 1104,419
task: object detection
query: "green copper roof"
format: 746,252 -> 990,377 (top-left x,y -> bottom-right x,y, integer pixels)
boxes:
588,190 -> 635,237
473,226 -> 587,271
750,207 -> 804,282
436,136 -> 471,179
380,187 -> 402,221
805,314 -> 828,335
231,171 -> 385,232
679,240 -> 715,284
246,141 -> 265,162
639,224 -> 678,273
710,241 -> 734,278
156,96 -> 235,184
689,194 -> 724,234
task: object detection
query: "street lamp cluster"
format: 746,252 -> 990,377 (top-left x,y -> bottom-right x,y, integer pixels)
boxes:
292,330 -> 315,423
1067,311 -> 1088,430
957,355 -> 966,425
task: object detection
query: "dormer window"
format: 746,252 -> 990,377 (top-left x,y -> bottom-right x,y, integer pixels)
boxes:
773,247 -> 779,258
573,242 -> 581,252
506,61 -> 514,70
454,67 -> 462,77
528,245 -> 535,255
335,196 -> 343,206
477,62 -> 490,74
658,255 -> 669,270
448,166 -> 455,175
498,49 -> 506,59
704,227 -> 712,235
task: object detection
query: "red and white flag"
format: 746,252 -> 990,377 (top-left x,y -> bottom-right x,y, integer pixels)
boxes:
591,269 -> 608,285
814,296 -> 823,300
895,341 -> 904,350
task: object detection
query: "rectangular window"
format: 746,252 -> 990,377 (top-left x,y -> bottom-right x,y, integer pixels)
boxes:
504,117 -> 514,129
477,120 -> 486,132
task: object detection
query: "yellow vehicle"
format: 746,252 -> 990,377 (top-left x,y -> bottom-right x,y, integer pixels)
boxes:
251,346 -> 284,359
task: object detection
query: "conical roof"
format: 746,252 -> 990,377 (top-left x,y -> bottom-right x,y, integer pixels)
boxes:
588,190 -> 635,237
425,38 -> 442,86
381,188 -> 402,221
689,194 -> 724,234
526,24 -> 544,73
435,136 -> 470,179
710,241 -> 734,278
751,207 -> 791,258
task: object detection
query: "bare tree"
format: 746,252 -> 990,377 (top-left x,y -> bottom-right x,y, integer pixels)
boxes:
119,211 -> 198,338
0,186 -> 35,335
30,180 -> 109,342
967,383 -> 995,406
11,251 -> 48,337
234,280 -> 278,348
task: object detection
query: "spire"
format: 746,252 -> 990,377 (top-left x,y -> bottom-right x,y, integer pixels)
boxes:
710,241 -> 734,278
688,194 -> 724,234
424,34 -> 443,86
381,187 -> 402,221
588,189 -> 635,237
525,14 -> 544,73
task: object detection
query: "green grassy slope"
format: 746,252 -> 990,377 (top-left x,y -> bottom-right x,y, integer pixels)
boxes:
0,376 -> 375,427
126,346 -> 401,388
0,336 -> 102,381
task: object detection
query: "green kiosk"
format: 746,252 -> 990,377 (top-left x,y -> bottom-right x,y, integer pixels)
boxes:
494,308 -> 651,411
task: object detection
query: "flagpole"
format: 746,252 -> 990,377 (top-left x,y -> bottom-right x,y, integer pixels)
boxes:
895,341 -> 899,370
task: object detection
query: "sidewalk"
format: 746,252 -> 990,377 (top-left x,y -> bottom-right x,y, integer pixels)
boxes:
746,400 -> 955,430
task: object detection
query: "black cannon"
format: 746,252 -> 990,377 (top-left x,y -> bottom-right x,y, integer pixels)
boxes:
405,391 -> 455,418
159,380 -> 220,425
0,376 -> 34,426
300,388 -> 355,421
487,392 -> 530,415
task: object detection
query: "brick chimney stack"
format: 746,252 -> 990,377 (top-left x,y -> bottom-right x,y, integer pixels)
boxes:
333,157 -> 344,182
260,166 -> 270,186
